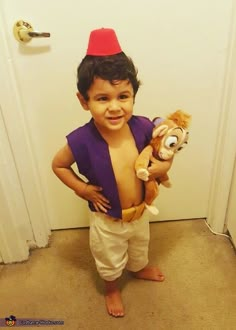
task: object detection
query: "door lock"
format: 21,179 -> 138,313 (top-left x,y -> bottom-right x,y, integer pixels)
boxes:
13,20 -> 50,43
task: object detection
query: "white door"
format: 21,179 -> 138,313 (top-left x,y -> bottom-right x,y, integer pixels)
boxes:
0,0 -> 233,229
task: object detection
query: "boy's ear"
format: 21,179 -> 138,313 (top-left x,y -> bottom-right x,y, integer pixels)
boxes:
76,92 -> 89,110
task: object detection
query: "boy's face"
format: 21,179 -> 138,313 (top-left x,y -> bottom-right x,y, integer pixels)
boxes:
77,78 -> 134,133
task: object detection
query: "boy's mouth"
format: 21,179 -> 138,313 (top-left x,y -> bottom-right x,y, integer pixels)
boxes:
107,115 -> 123,120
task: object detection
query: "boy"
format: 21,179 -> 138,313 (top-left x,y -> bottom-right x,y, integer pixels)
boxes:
52,28 -> 169,317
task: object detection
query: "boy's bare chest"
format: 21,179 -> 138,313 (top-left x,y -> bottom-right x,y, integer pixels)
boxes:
99,125 -> 139,173
108,138 -> 139,171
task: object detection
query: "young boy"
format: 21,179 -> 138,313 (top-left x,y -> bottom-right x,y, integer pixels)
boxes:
52,28 -> 168,317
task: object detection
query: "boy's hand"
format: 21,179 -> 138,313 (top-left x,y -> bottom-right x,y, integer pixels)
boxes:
75,184 -> 111,213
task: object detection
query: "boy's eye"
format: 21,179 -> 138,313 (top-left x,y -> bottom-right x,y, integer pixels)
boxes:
97,96 -> 108,102
119,94 -> 129,99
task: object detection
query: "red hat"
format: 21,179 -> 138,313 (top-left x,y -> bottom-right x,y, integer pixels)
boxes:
86,28 -> 122,56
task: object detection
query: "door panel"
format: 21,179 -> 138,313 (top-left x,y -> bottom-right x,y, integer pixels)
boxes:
1,0 -> 233,228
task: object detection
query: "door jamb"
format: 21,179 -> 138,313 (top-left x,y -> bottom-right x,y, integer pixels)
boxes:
207,2 -> 236,233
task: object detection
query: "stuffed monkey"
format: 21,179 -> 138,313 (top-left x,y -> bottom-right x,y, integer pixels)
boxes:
135,110 -> 191,214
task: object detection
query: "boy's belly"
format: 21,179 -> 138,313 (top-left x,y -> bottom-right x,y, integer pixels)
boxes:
113,165 -> 144,209
108,129 -> 144,209
117,178 -> 143,209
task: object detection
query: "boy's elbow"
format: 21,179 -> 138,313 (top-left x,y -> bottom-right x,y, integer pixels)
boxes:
51,157 -> 59,174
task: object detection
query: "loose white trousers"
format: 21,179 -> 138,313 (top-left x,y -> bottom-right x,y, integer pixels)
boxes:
89,210 -> 150,281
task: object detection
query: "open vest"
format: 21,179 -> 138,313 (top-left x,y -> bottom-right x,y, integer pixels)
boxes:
67,115 -> 154,219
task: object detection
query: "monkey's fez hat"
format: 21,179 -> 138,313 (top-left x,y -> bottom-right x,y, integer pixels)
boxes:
86,28 -> 122,56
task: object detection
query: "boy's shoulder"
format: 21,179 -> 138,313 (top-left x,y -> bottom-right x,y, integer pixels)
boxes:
67,119 -> 95,138
66,120 -> 98,152
129,115 -> 154,129
131,114 -> 153,123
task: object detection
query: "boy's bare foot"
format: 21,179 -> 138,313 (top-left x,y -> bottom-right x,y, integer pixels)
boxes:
104,280 -> 124,317
132,266 -> 165,282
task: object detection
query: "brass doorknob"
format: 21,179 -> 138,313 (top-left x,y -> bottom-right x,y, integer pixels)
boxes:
13,20 -> 50,43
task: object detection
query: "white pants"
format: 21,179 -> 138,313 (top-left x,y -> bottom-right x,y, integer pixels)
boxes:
89,210 -> 150,281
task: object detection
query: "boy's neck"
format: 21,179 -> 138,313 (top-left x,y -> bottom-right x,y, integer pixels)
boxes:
95,122 -> 130,145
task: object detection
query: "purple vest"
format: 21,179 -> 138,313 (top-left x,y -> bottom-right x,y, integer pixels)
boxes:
67,115 -> 154,219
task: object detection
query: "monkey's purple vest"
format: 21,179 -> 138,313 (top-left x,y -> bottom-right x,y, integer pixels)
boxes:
67,115 -> 154,219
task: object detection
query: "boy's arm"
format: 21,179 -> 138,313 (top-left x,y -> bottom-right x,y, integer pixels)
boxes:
52,144 -> 87,195
52,144 -> 110,212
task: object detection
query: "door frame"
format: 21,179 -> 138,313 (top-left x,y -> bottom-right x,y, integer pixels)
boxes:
207,2 -> 236,233
0,4 -> 235,263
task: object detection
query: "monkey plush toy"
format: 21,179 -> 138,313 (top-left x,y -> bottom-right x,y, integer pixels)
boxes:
135,110 -> 191,214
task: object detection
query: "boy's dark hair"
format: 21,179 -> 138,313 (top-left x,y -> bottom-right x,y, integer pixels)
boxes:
77,52 -> 140,101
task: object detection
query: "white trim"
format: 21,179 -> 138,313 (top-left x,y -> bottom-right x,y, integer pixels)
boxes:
207,2 -> 236,233
0,8 -> 51,263
225,157 -> 236,245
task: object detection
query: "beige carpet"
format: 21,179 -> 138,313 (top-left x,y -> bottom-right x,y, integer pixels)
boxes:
0,219 -> 236,330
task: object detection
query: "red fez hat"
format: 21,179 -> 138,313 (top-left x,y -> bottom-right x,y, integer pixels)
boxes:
86,28 -> 122,56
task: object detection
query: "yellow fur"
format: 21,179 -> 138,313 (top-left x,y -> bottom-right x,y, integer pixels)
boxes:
167,110 -> 191,129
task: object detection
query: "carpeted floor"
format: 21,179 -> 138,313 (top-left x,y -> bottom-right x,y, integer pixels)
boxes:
0,219 -> 236,330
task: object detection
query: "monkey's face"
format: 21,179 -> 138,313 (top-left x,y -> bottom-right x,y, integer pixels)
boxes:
153,127 -> 189,160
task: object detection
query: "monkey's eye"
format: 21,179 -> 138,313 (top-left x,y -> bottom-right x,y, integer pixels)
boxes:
177,142 -> 188,152
165,136 -> 178,148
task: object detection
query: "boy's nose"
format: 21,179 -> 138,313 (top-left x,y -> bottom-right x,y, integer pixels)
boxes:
107,99 -> 121,111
